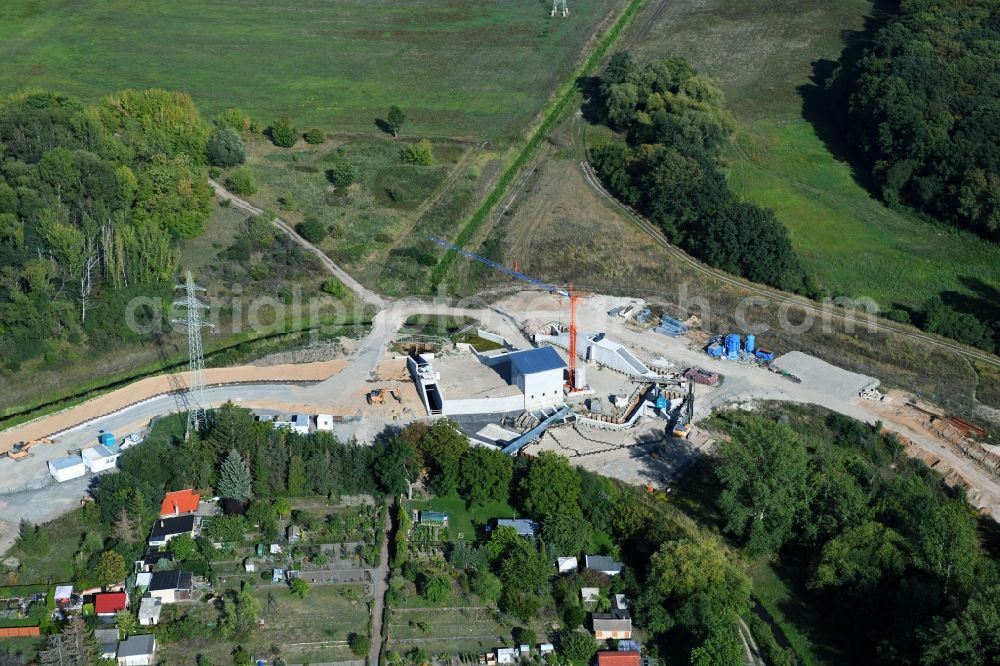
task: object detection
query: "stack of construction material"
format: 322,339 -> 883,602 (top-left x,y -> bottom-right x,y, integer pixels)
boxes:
654,315 -> 689,337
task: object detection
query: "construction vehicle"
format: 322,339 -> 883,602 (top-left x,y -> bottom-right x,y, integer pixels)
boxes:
429,236 -> 582,392
672,381 -> 695,439
6,437 -> 52,461
367,386 -> 402,405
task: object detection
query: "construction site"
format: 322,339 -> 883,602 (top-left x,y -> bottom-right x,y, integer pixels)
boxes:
2,259 -> 1000,557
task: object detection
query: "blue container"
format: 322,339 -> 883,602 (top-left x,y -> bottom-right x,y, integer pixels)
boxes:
98,432 -> 116,448
724,334 -> 740,359
745,334 -> 756,354
755,349 -> 775,362
655,394 -> 667,410
707,343 -> 724,358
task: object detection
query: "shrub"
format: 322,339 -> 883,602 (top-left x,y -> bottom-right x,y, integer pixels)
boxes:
327,162 -> 358,188
289,577 -> 310,598
271,116 -> 297,148
420,574 -> 450,603
348,632 -> 370,657
225,168 -> 258,196
374,232 -> 393,243
297,217 -> 327,244
206,128 -> 246,168
249,263 -> 270,280
278,192 -> 298,211
513,627 -> 536,647
321,279 -> 347,298
303,128 -> 326,144
208,166 -> 222,179
400,139 -> 434,165
215,108 -> 251,132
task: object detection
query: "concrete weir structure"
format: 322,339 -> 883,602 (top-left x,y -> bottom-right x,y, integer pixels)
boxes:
408,346 -> 567,416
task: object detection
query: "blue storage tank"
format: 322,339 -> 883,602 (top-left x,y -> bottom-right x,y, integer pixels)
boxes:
724,334 -> 740,359
745,334 -> 756,354
98,432 -> 116,448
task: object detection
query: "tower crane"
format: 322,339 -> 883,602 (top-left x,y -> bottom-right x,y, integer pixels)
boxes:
428,236 -> 581,391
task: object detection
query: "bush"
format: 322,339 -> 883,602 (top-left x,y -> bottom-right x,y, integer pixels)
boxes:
513,627 -> 536,647
216,108 -> 251,132
558,630 -> 597,663
271,116 -> 297,148
348,632 -> 370,657
209,166 -> 222,179
420,574 -> 450,603
249,263 -> 270,280
206,128 -> 246,168
225,168 -> 258,196
297,217 -> 327,244
400,139 -> 434,165
321,278 -> 347,297
289,577 -> 310,598
327,162 -> 358,188
303,128 -> 326,144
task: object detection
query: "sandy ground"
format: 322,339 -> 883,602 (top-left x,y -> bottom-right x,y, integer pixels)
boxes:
0,359 -> 348,454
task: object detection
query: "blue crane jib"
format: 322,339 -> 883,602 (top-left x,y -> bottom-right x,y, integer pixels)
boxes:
428,236 -> 568,297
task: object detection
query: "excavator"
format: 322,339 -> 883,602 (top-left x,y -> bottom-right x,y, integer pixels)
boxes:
366,386 -> 402,405
672,381 -> 695,439
6,437 -> 52,461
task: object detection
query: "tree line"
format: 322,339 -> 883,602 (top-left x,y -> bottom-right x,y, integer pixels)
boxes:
837,0 -> 999,240
706,407 -> 1000,664
589,53 -> 805,292
0,90 -> 216,372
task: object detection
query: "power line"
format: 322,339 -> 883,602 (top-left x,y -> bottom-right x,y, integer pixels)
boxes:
173,271 -> 212,438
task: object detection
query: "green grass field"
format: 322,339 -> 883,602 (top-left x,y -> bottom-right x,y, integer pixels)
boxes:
6,509 -> 103,585
0,0 -> 622,138
157,583 -> 369,664
621,0 -> 1000,310
728,120 -> 1000,308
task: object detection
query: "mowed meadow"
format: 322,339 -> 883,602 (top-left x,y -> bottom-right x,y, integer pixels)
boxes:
622,0 -> 1000,311
0,0 -> 622,139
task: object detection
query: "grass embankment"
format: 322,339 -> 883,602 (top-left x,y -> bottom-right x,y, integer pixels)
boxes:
621,0 -> 1000,311
0,0 -> 622,138
728,119 -> 1000,310
431,0 -> 649,290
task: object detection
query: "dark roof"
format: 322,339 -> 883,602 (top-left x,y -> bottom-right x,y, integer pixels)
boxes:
116,634 -> 155,657
140,547 -> 174,567
149,515 -> 195,540
148,570 -> 193,592
508,347 -> 566,375
586,554 -> 624,573
93,628 -> 118,643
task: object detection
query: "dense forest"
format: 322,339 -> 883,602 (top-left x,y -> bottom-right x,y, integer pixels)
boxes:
0,90 -> 215,373
588,53 -> 805,292
699,407 -> 1000,664
840,0 -> 999,238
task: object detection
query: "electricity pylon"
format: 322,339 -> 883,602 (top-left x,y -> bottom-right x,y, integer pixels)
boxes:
551,0 -> 569,17
173,271 -> 212,438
